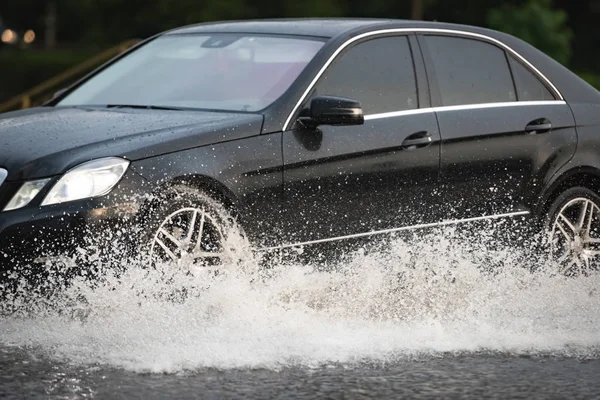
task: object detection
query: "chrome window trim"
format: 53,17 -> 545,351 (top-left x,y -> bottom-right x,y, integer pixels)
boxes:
432,100 -> 565,113
259,210 -> 530,251
364,100 -> 567,121
364,108 -> 433,120
283,28 -> 564,131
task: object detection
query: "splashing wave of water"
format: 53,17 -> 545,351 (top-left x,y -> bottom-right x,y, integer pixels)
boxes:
0,224 -> 599,373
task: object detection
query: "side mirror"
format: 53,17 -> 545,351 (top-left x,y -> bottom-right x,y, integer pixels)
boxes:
303,96 -> 364,127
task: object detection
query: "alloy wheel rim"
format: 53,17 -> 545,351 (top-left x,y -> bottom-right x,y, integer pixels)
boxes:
150,207 -> 226,270
550,197 -> 600,275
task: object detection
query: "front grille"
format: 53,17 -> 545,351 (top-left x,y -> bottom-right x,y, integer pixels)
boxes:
0,169 -> 6,189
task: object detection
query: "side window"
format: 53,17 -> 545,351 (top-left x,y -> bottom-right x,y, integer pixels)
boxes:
311,36 -> 418,115
508,56 -> 556,101
424,35 -> 516,106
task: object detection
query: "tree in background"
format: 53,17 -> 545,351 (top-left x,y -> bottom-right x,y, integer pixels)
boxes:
487,0 -> 572,65
412,0 -> 424,19
411,0 -> 436,20
44,1 -> 57,49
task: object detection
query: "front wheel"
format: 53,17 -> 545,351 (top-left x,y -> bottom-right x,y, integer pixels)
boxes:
144,186 -> 245,276
546,186 -> 600,275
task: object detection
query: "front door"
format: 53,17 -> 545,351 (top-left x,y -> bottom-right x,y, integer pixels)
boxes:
280,34 -> 441,245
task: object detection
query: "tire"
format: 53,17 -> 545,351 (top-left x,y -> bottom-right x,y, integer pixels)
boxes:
142,185 -> 246,277
545,186 -> 600,275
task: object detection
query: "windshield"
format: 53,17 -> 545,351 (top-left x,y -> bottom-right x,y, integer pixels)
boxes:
58,34 -> 324,112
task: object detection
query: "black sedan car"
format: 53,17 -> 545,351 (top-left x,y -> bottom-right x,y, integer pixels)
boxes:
0,18 -> 599,275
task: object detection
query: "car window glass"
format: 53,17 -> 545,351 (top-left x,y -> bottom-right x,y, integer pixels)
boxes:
311,36 -> 418,115
425,35 -> 516,106
58,34 -> 324,112
508,56 -> 556,101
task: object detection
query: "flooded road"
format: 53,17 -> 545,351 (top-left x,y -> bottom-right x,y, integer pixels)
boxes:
1,227 -> 599,398
2,349 -> 600,399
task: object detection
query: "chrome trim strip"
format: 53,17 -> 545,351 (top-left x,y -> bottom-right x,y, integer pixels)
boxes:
364,101 -> 566,121
259,210 -> 530,251
364,108 -> 433,120
283,28 -> 564,131
433,100 -> 565,113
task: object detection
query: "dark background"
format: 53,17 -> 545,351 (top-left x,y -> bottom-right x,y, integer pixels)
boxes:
0,0 -> 598,106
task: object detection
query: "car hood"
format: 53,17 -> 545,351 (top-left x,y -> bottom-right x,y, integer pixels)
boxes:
0,106 -> 264,180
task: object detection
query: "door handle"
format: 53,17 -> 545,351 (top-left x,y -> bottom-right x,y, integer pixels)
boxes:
402,131 -> 432,149
525,118 -> 552,134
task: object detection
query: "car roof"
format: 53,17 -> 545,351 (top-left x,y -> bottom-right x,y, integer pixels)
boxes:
166,18 -> 444,38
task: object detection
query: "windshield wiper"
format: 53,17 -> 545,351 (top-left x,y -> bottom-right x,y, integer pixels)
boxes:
105,104 -> 182,111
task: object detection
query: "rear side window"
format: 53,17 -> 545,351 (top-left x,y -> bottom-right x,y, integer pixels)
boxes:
508,56 -> 556,101
311,36 -> 418,114
424,35 -> 516,106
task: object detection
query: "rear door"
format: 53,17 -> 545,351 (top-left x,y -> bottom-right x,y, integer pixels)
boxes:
418,33 -> 577,220
280,34 -> 441,244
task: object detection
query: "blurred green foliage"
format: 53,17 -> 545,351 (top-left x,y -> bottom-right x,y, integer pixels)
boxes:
487,0 -> 572,65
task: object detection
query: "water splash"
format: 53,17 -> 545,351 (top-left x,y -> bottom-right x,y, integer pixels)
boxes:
0,224 -> 599,373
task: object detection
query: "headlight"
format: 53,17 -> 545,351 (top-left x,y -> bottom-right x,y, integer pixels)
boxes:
41,157 -> 129,206
4,179 -> 51,211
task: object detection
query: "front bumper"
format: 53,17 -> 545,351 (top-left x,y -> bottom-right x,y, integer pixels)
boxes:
0,169 -> 151,270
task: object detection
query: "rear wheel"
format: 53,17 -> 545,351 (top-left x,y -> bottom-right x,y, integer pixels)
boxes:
546,187 -> 600,275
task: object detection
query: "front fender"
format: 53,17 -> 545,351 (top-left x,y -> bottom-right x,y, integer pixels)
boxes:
130,133 -> 284,247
